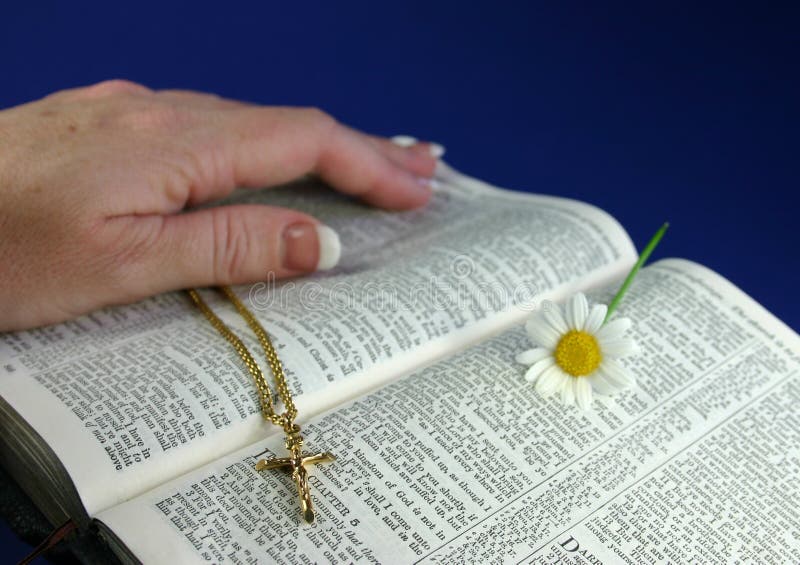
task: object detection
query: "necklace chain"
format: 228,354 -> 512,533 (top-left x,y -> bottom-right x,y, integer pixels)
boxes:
187,286 -> 334,524
186,286 -> 297,432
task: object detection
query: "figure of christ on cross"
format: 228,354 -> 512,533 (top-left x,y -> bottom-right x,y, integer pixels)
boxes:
256,430 -> 336,523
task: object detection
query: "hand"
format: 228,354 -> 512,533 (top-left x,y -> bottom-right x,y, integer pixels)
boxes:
0,80 -> 442,331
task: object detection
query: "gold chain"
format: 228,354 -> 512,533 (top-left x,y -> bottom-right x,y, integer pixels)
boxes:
187,285 -> 335,524
186,286 -> 297,432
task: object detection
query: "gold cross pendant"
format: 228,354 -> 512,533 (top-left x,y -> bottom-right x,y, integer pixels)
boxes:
255,427 -> 335,524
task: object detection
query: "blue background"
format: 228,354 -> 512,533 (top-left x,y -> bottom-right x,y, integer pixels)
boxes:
1,1 -> 798,559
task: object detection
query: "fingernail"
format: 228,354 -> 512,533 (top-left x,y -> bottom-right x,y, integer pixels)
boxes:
416,177 -> 440,191
283,223 -> 341,272
429,143 -> 446,159
315,225 -> 341,270
391,135 -> 417,147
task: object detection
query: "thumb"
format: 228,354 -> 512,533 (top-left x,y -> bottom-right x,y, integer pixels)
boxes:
127,204 -> 341,294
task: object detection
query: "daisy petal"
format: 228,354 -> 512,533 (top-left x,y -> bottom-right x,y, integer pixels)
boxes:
525,317 -> 560,349
596,317 -> 632,341
525,358 -> 554,383
535,366 -> 567,398
587,372 -> 619,396
565,293 -> 588,330
599,358 -> 636,389
598,338 -> 640,358
541,301 -> 569,334
575,378 -> 593,410
515,348 -> 550,365
584,303 -> 608,334
560,377 -> 576,406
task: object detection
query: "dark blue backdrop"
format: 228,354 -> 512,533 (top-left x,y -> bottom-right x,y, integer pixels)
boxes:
1,1 -> 798,559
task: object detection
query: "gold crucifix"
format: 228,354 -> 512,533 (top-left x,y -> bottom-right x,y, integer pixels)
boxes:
187,288 -> 336,527
256,426 -> 335,524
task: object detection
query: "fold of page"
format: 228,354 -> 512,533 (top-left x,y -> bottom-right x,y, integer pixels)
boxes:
97,258 -> 800,564
0,164 -> 636,516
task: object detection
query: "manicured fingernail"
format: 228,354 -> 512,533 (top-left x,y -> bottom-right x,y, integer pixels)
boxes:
416,177 -> 440,191
283,223 -> 341,272
429,143 -> 446,159
315,225 -> 341,270
391,135 -> 417,147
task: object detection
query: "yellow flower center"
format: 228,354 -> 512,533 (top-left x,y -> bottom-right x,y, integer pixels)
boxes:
554,330 -> 602,377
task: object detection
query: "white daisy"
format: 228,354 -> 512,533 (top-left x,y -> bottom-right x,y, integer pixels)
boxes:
515,293 -> 639,410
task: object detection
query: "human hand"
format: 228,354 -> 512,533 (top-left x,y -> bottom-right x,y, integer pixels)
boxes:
0,80 -> 442,331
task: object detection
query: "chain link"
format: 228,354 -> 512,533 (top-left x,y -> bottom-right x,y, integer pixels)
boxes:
186,287 -> 297,430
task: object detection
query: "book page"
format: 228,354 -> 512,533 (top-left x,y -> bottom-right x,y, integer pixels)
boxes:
98,259 -> 800,563
0,164 -> 636,516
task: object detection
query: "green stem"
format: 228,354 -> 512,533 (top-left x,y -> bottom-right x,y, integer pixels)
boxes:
604,222 -> 669,322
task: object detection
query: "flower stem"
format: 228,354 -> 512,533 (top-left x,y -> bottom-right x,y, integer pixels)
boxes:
604,222 -> 669,322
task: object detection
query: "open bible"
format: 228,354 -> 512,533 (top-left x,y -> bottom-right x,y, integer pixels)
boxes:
1,164 -> 798,563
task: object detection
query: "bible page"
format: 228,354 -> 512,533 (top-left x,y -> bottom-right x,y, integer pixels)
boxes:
98,258 -> 799,563
0,164 -> 635,516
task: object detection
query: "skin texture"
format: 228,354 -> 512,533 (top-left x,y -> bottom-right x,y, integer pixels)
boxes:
0,80 -> 438,331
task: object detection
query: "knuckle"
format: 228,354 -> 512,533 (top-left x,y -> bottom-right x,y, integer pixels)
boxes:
83,79 -> 152,97
202,91 -> 223,102
302,106 -> 337,131
298,107 -> 338,164
212,209 -> 253,282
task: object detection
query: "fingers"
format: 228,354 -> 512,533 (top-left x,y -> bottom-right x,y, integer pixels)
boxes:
116,205 -> 341,294
368,134 -> 445,178
311,123 -> 437,210
178,106 -> 442,211
211,108 -> 436,209
57,81 -> 446,213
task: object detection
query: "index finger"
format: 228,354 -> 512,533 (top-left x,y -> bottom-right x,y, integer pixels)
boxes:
179,104 -> 437,210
